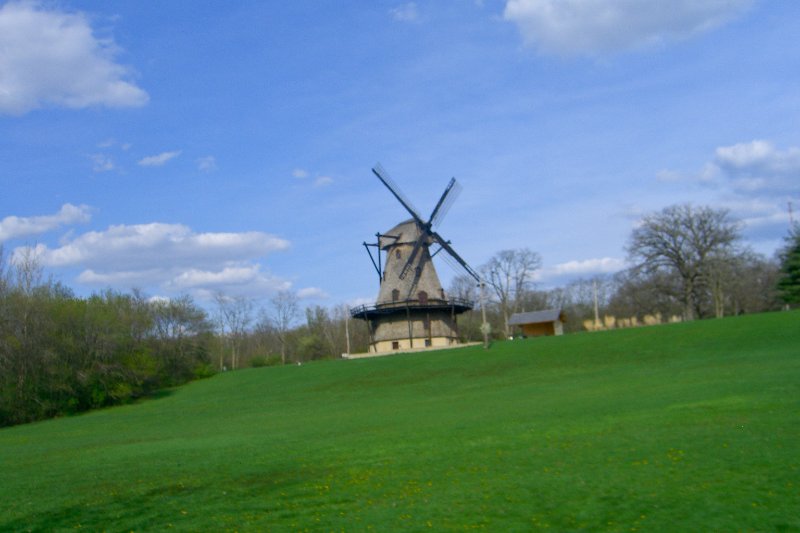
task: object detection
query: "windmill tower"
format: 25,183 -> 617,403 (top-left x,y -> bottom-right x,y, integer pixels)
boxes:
351,164 -> 481,353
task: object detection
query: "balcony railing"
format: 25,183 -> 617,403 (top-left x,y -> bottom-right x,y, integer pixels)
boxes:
350,297 -> 474,318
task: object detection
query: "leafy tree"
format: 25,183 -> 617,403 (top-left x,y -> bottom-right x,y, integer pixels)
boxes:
150,294 -> 213,382
0,252 -> 214,427
777,225 -> 800,306
627,204 -> 740,320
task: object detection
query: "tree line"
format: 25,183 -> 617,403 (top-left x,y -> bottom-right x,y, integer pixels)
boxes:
0,249 -> 373,427
0,249 -> 216,426
451,204 -> 798,340
2,203 -> 798,427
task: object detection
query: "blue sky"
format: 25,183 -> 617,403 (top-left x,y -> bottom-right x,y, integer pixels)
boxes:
1,0 -> 798,308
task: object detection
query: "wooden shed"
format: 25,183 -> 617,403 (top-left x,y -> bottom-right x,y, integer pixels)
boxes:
508,309 -> 566,337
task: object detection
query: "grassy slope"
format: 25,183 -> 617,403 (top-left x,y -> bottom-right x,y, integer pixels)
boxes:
1,311 -> 798,532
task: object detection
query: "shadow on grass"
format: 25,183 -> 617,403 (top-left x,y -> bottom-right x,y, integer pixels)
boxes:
1,466 -> 332,531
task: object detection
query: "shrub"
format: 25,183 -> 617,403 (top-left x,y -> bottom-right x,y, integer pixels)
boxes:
250,355 -> 283,368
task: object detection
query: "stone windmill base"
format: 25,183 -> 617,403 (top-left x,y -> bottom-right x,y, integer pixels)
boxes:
351,298 -> 473,354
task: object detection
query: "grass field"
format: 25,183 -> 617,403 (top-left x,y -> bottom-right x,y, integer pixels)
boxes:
2,311 -> 799,531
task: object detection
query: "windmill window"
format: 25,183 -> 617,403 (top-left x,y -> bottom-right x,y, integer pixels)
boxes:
392,341 -> 400,350
418,291 -> 428,305
425,339 -> 432,347
395,249 -> 402,259
391,289 -> 400,302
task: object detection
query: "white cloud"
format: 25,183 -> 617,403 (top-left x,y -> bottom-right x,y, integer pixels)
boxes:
656,139 -> 799,248
0,1 -> 148,115
503,0 -> 753,56
656,163 -> 719,184
76,264 -> 291,300
138,150 -> 182,167
533,257 -> 626,282
23,222 -> 289,270
90,153 -> 115,173
390,2 -> 419,22
0,203 -> 91,242
292,168 -> 309,179
76,268 -> 165,286
664,140 -> 800,197
196,155 -> 217,172
348,296 -> 375,308
297,287 -> 329,299
314,176 -> 334,187
170,265 -> 262,288
714,140 -> 800,192
15,222 -> 292,299
552,257 -> 627,276
170,266 -> 292,300
166,265 -> 291,296
720,197 -> 790,230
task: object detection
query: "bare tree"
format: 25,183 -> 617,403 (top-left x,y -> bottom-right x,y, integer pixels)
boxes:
214,293 -> 253,370
546,276 -> 615,332
481,248 -> 542,337
269,290 -> 299,364
11,246 -> 44,295
448,273 -> 478,302
627,204 -> 740,320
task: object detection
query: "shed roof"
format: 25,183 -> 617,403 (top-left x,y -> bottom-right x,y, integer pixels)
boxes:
508,309 -> 564,326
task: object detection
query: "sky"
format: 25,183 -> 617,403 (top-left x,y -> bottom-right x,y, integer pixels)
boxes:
1,0 -> 798,310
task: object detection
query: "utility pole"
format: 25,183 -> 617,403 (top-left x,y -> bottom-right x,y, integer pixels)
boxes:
593,280 -> 601,330
479,280 -> 490,349
344,311 -> 351,356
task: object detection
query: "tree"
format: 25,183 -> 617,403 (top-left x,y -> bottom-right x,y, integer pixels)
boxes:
547,276 -> 615,332
299,305 -> 338,361
269,290 -> 299,364
150,294 -> 212,381
214,293 -> 253,370
448,274 -> 483,342
607,268 -> 683,322
709,251 -> 781,316
626,204 -> 740,320
480,248 -> 542,337
777,224 -> 800,306
448,274 -> 478,302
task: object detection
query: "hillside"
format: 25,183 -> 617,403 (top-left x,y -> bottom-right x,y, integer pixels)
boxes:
1,311 -> 798,531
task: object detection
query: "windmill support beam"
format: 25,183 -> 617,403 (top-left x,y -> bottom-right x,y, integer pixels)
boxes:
363,241 -> 382,280
406,305 -> 413,349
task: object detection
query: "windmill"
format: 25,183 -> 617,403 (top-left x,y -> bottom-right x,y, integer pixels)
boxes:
350,164 -> 485,353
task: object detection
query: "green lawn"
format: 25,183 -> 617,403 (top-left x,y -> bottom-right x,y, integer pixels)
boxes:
2,311 -> 799,531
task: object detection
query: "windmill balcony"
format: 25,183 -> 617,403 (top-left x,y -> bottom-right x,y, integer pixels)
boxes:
350,297 -> 474,320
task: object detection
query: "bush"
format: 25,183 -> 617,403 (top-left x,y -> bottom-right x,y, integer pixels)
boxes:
192,362 -> 217,379
250,355 -> 282,368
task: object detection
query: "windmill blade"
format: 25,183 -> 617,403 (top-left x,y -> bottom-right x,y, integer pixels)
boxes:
372,164 -> 425,226
430,178 -> 462,228
431,231 -> 480,282
399,233 -> 426,280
